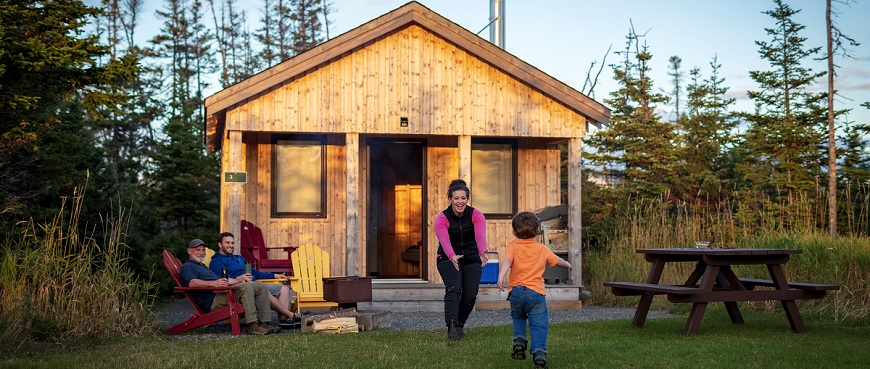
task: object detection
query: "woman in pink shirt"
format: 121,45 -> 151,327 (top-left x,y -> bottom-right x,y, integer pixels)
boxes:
434,179 -> 489,340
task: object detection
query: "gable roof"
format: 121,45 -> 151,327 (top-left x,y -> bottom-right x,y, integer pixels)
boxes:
204,1 -> 610,151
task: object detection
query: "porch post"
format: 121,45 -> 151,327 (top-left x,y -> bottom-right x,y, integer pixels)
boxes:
345,132 -> 360,276
222,130 -> 243,254
458,135 -> 471,183
567,137 -> 583,287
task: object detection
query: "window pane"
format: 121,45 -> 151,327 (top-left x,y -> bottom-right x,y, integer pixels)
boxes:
275,140 -> 322,213
471,143 -> 513,214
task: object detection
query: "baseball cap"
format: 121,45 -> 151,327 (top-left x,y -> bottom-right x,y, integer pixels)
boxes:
188,239 -> 208,248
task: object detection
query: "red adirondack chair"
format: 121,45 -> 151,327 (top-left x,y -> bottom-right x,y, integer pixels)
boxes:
240,220 -> 296,275
162,250 -> 246,336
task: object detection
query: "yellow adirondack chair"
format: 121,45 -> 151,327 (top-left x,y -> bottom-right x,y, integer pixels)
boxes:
203,248 -> 215,267
289,243 -> 338,313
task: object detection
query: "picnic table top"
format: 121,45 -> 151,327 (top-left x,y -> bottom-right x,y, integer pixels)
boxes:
636,248 -> 802,256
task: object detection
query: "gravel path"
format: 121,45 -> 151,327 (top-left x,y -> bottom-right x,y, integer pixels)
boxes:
389,306 -> 674,331
155,298 -> 674,339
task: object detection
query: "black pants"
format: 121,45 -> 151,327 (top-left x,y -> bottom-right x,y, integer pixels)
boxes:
437,254 -> 483,327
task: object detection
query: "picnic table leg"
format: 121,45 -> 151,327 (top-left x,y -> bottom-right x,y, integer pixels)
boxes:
683,261 -> 705,286
768,263 -> 807,332
684,302 -> 708,336
632,258 -> 666,328
718,267 -> 745,325
632,292 -> 654,329
680,264 -> 720,335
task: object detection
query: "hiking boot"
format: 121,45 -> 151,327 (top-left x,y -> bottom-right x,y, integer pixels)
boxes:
447,321 -> 461,340
532,351 -> 548,369
246,322 -> 271,336
264,322 -> 282,334
512,337 -> 528,360
456,323 -> 467,339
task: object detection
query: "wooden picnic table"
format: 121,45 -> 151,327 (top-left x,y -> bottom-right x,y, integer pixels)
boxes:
604,248 -> 839,336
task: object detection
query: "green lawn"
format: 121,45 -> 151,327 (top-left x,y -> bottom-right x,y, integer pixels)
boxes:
3,309 -> 867,369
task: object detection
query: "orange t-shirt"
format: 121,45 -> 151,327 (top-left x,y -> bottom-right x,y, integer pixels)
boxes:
504,238 -> 561,296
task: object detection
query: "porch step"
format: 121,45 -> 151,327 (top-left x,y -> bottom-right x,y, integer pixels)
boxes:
358,283 -> 583,312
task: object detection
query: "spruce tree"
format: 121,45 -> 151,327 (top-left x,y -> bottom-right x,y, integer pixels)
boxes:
290,0 -> 324,55
667,55 -> 684,124
145,0 -> 220,245
209,0 -> 256,87
93,0 -> 156,204
584,27 -> 675,199
255,0 -> 280,67
678,56 -> 737,205
320,0 -> 336,40
0,0 -> 135,230
738,0 -> 826,203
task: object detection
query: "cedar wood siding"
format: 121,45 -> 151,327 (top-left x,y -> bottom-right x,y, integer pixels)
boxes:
207,2 -> 610,285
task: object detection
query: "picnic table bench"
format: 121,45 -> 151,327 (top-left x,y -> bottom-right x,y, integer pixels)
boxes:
603,282 -> 703,295
604,248 -> 839,336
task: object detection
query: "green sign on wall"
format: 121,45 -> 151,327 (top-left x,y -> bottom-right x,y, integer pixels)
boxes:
224,172 -> 247,183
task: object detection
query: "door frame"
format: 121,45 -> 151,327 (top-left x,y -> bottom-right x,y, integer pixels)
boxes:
364,137 -> 427,280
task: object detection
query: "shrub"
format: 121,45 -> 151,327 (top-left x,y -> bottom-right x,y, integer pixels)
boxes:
0,188 -> 156,343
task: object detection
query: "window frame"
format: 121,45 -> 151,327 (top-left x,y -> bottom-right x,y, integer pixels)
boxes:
271,135 -> 327,218
471,138 -> 518,219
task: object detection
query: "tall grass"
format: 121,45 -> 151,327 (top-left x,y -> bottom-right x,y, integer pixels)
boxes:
583,194 -> 870,322
0,187 -> 156,344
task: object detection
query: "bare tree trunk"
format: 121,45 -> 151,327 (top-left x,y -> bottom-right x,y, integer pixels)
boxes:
826,0 -> 837,235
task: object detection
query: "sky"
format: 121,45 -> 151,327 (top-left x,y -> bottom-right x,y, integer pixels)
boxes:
130,0 -> 870,128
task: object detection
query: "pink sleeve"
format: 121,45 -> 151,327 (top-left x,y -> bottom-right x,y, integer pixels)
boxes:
434,213 -> 455,259
472,209 -> 488,254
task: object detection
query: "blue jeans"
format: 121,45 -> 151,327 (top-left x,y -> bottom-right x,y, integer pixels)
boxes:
509,286 -> 548,353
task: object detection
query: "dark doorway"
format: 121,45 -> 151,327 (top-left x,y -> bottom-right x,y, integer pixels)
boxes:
366,139 -> 425,279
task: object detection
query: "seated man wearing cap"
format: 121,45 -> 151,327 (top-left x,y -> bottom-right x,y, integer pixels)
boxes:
180,239 -> 279,335
208,232 -> 302,328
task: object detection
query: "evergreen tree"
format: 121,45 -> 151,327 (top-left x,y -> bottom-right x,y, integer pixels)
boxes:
255,0 -> 280,66
290,0 -> 324,55
667,55 -> 684,124
276,0 -> 295,61
144,0 -> 220,250
678,56 -> 737,205
737,0 -> 826,203
320,0 -> 336,40
838,120 -> 870,185
0,0 -> 135,230
209,0 -> 256,87
93,0 -> 156,204
824,0 -> 860,235
584,26 -> 675,199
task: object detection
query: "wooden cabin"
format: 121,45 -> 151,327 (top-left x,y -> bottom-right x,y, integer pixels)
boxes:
204,1 -> 610,310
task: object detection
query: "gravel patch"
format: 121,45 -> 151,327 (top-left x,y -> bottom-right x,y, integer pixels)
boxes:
389,306 -> 674,331
155,298 -> 675,338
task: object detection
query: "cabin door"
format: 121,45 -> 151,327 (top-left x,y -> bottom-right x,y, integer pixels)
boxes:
366,139 -> 425,279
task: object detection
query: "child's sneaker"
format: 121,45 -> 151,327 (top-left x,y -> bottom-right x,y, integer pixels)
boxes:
511,337 -> 528,360
532,351 -> 548,369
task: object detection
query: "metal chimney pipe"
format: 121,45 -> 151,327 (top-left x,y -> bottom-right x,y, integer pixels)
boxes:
489,0 -> 505,49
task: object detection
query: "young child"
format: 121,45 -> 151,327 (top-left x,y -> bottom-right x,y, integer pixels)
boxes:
497,211 -> 572,369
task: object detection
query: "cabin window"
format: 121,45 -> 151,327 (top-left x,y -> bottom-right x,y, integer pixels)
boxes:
272,138 -> 326,217
471,141 -> 516,219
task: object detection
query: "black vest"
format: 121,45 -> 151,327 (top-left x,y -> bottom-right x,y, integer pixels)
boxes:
436,205 -> 479,260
